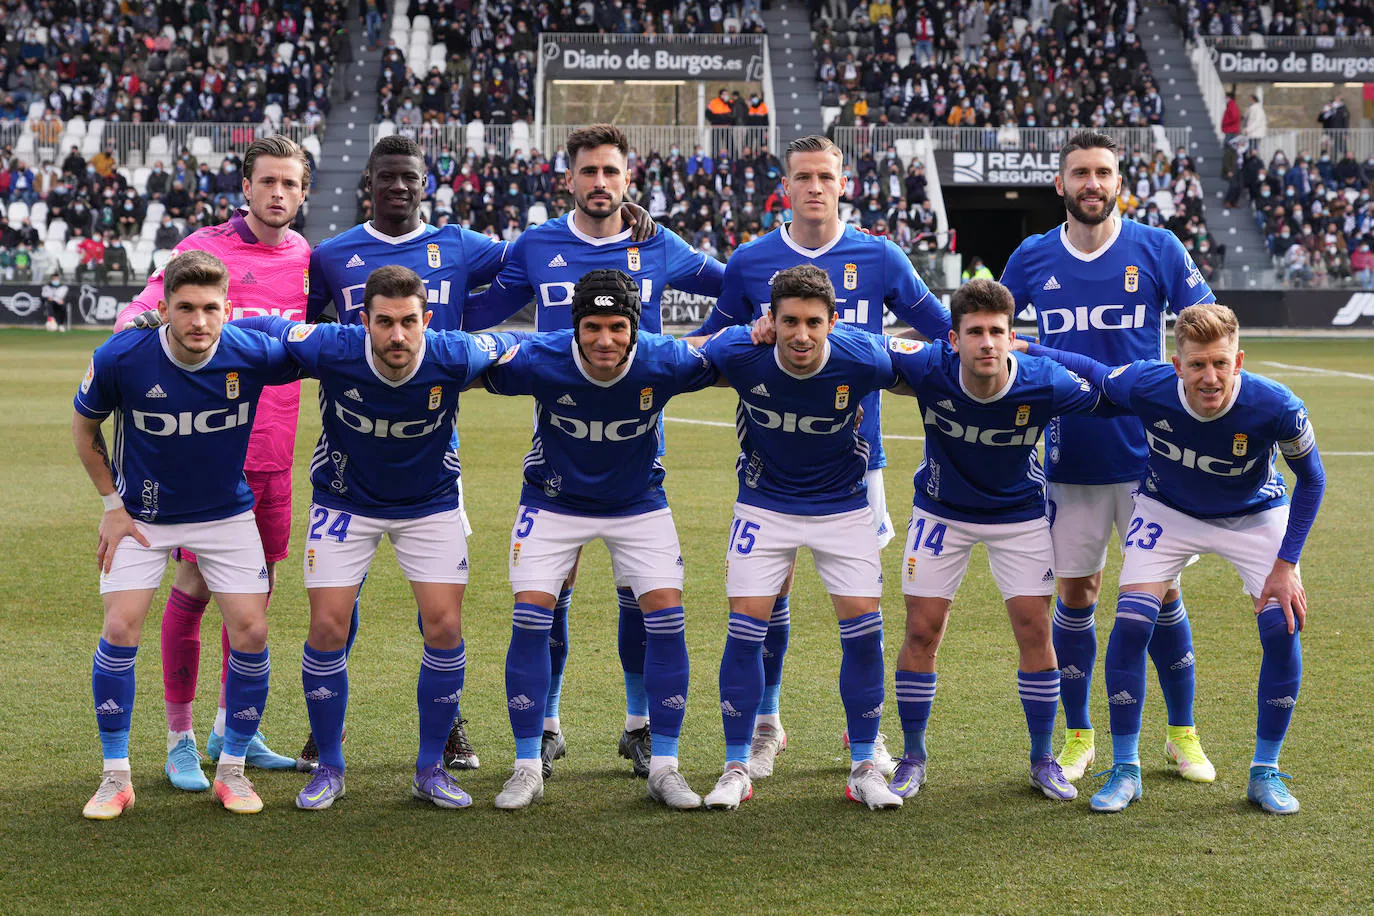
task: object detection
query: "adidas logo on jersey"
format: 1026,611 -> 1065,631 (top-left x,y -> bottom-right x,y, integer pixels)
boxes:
556,394 -> 577,406
1108,691 -> 1137,706
344,387 -> 364,402
1061,664 -> 1087,680
242,271 -> 257,284
434,690 -> 463,704
750,383 -> 770,397
1170,651 -> 1195,670
547,253 -> 568,268
508,694 -> 535,711
1153,419 -> 1174,432
1042,276 -> 1061,290
233,706 -> 262,721
304,686 -> 338,701
1267,695 -> 1297,709
145,384 -> 167,399
937,399 -> 955,411
661,694 -> 687,711
95,698 -> 125,715
721,700 -> 744,717
345,254 -> 365,268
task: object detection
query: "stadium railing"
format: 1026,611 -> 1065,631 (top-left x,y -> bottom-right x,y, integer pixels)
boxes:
832,126 -> 1191,164
1253,129 -> 1374,166
1189,42 -> 1228,143
13,120 -> 322,173
1202,36 -> 1374,51
372,122 -> 778,163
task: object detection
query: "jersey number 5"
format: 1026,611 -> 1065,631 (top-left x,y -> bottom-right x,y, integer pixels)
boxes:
729,518 -> 760,556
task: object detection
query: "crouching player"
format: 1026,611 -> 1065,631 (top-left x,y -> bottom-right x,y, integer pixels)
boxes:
880,279 -> 1120,802
695,264 -> 904,811
237,265 -> 518,810
73,251 -> 301,818
482,270 -> 718,810
1023,303 -> 1325,813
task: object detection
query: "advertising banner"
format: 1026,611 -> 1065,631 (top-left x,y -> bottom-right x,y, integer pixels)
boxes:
1211,47 -> 1374,82
0,283 -> 132,326
936,150 -> 1060,186
541,38 -> 765,81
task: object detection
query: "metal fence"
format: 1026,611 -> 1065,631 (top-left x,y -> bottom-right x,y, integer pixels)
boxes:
10,120 -> 319,169
1201,36 -> 1374,51
1252,129 -> 1374,165
833,126 -> 1189,163
374,121 -> 778,160
541,32 -> 766,48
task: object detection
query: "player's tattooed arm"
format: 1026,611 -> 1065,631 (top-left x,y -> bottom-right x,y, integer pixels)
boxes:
621,202 -> 659,242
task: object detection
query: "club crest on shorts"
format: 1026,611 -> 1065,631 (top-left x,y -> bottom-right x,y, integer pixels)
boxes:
1232,433 -> 1248,457
427,243 -> 441,268
1124,265 -> 1139,293
627,247 -> 641,272
640,386 -> 654,410
428,385 -> 442,410
905,556 -> 917,581
835,384 -> 850,409
225,372 -> 240,399
303,267 -> 310,297
307,548 -> 316,573
843,262 -> 858,290
1015,404 -> 1030,426
511,543 -> 521,566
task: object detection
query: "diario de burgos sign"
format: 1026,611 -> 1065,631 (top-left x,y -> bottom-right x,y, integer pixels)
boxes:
541,38 -> 765,81
1211,47 -> 1374,82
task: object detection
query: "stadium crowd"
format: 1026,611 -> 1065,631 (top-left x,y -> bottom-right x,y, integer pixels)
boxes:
1180,0 -> 1374,40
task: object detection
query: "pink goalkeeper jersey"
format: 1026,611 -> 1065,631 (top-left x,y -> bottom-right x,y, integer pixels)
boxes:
117,210 -> 311,472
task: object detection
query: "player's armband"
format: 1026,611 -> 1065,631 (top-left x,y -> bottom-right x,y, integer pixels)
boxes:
1278,418 -> 1316,460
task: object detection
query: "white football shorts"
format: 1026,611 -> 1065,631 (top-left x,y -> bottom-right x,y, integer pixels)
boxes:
1046,481 -> 1137,578
725,503 -> 883,598
1119,495 -> 1293,598
901,505 -> 1056,601
508,506 -> 684,598
100,510 -> 268,595
868,468 -> 896,550
302,504 -> 470,588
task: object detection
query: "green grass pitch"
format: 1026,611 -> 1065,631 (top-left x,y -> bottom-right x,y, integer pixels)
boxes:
0,329 -> 1370,913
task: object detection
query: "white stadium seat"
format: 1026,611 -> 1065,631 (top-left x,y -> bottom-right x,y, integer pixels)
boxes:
147,134 -> 170,161
130,243 -> 153,278
434,184 -> 454,207
190,135 -> 213,158
465,120 -> 485,154
140,220 -> 159,242
30,201 -> 48,227
6,201 -> 28,224
511,120 -> 531,155
66,116 -> 87,139
47,218 -> 67,242
132,167 -> 151,194
277,42 -> 295,65
411,15 -> 430,31
526,202 -> 548,226
59,249 -> 81,276
144,201 -> 166,224
152,249 -> 174,272
27,100 -> 46,121
376,119 -> 396,140
302,135 -> 322,160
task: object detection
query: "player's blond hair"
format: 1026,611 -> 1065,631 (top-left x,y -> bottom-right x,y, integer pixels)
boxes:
783,135 -> 844,174
1174,302 -> 1239,348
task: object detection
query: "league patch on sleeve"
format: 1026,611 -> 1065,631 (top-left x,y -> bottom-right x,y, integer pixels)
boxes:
886,337 -> 925,354
287,323 -> 317,342
496,343 -> 521,365
1108,365 -> 1128,379
80,359 -> 95,394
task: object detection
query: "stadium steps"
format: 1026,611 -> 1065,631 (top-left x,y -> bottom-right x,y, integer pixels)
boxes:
1138,4 -> 1271,282
760,2 -> 826,140
307,3 -> 383,245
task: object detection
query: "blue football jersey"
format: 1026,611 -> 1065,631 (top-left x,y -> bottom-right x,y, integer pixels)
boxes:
700,324 -> 898,516
1100,361 -> 1313,519
463,214 -> 725,333
1000,217 -> 1216,485
889,342 -> 1106,523
483,331 -> 719,516
246,317 -> 517,519
74,325 -> 299,524
705,223 -> 951,471
307,222 -> 509,330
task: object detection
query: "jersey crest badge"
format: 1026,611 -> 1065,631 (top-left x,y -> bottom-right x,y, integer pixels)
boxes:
1232,433 -> 1248,457
843,262 -> 858,291
627,247 -> 641,272
226,372 -> 240,399
1124,265 -> 1139,293
640,386 -> 654,410
835,385 -> 850,409
303,268 -> 310,297
428,385 -> 442,410
427,243 -> 442,268
1015,404 -> 1030,426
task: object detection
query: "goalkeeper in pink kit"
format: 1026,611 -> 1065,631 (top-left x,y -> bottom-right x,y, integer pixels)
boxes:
115,136 -> 313,789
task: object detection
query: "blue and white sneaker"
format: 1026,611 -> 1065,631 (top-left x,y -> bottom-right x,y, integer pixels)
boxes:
888,754 -> 927,798
165,735 -> 210,791
1029,754 -> 1077,800
207,729 -> 298,770
1247,766 -> 1299,814
412,764 -> 472,809
1090,763 -> 1143,812
296,763 -> 346,810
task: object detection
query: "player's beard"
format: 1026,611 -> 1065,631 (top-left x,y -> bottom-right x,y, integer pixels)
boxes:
249,198 -> 297,229
576,190 -> 621,223
1064,190 -> 1113,226
374,340 -> 418,373
168,322 -> 217,356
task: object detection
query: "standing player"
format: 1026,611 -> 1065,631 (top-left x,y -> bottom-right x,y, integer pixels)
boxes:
238,266 -> 519,810
482,270 -> 717,810
695,265 -> 903,811
74,251 -> 300,818
880,279 -> 1118,802
689,135 -> 951,780
1000,130 -> 1219,784
1023,304 -> 1324,813
116,135 -> 313,789
464,124 -> 725,779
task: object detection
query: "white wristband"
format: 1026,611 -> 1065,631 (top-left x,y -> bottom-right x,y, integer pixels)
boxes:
101,492 -> 124,512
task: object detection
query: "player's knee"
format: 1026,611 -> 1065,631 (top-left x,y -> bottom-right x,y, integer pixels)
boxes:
421,612 -> 463,649
308,615 -> 351,652
1057,575 -> 1101,608
229,620 -> 268,653
902,616 -> 945,658
100,616 -> 143,647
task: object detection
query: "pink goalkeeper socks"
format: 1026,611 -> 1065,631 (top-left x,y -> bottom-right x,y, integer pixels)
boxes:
161,587 -> 209,732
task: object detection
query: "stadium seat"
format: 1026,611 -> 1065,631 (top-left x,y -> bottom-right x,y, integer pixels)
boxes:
145,201 -> 166,224
30,201 -> 48,228
376,119 -> 396,139
821,106 -> 841,130
124,149 -> 143,168
411,14 -> 431,32
66,116 -> 87,139
81,132 -> 102,157
47,218 -> 67,243
140,220 -> 159,242
897,47 -> 911,67
277,41 -> 295,65
723,17 -> 740,32
511,120 -> 532,156
466,120 -> 486,154
130,242 -> 154,278
147,134 -> 170,161
434,184 -> 454,207
393,0 -> 409,18
428,43 -> 447,69
45,238 -> 65,262
527,202 -> 548,226
16,133 -> 35,160
58,249 -> 80,277
1013,16 -> 1029,37
390,25 -> 409,49
7,201 -> 29,225
302,135 -> 322,161
117,167 -> 133,187
27,100 -> 46,121
190,136 -> 213,158
152,249 -> 174,272
265,102 -> 284,126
